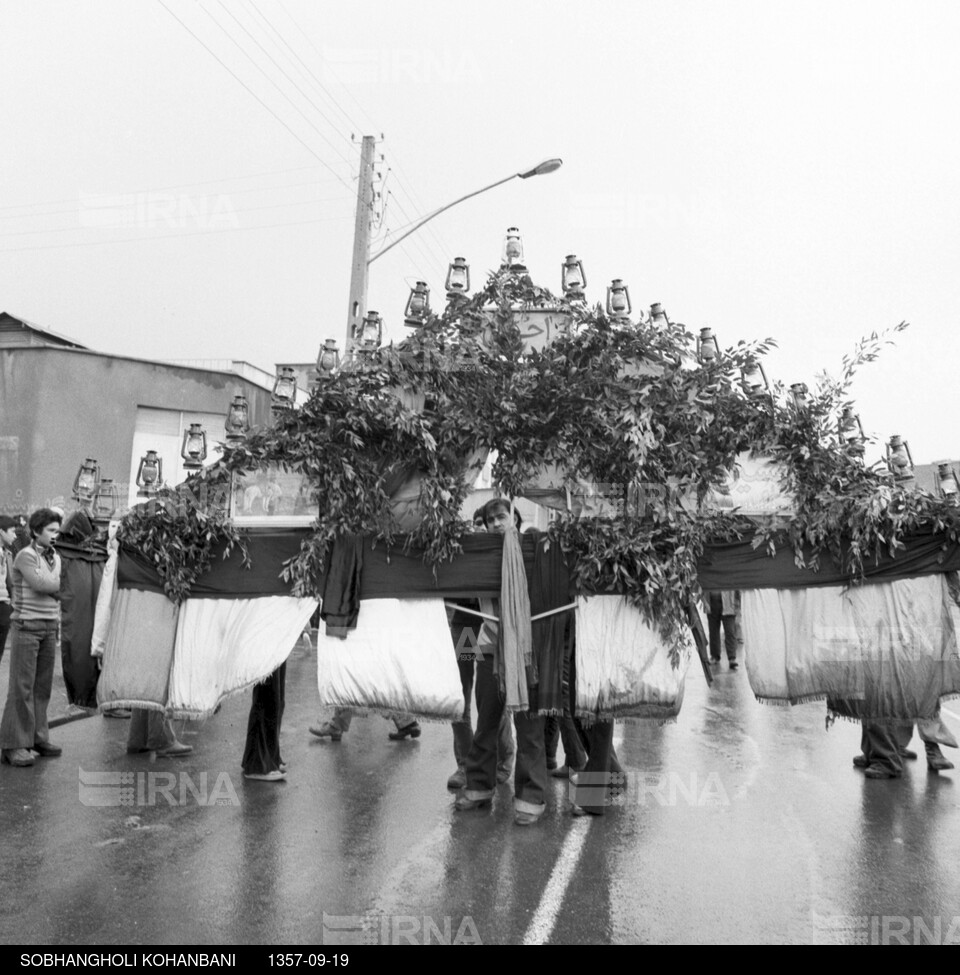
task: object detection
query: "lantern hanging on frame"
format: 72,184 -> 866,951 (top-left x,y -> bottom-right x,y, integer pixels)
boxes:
938,462 -> 960,503
501,227 -> 525,268
696,327 -> 720,364
317,339 -> 341,379
357,311 -> 383,351
790,382 -> 809,410
606,279 -> 632,319
740,360 -> 769,394
180,422 -> 208,470
225,392 -> 250,443
136,450 -> 163,498
404,282 -> 431,326
838,407 -> 865,454
271,367 -> 298,415
886,435 -> 914,480
72,457 -> 101,504
92,477 -> 119,522
561,254 -> 586,298
445,257 -> 470,297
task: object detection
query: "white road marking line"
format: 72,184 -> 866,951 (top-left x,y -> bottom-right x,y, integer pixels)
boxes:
522,819 -> 592,945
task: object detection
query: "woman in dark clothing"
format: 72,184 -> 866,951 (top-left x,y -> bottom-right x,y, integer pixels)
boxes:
242,662 -> 287,782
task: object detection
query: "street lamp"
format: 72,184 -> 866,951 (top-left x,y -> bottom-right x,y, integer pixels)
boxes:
343,158 -> 562,356
366,158 -> 562,268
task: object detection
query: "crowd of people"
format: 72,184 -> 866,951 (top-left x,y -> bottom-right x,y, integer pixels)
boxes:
0,500 -> 954,807
307,498 -> 624,822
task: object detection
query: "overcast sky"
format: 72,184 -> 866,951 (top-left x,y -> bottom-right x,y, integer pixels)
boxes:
2,0 -> 958,464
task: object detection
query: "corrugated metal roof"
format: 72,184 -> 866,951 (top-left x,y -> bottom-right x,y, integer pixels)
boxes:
0,311 -> 89,349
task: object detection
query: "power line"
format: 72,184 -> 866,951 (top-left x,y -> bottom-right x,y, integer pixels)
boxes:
155,0 -> 353,193
273,0 -> 375,139
263,3 -> 456,269
382,144 -> 455,263
1,180 -> 352,223
0,213 -> 352,254
380,168 -> 454,265
0,164 -> 346,215
380,192 -> 447,282
208,0 -> 357,166
0,194 -> 352,239
194,0 -> 355,185
239,0 -> 363,154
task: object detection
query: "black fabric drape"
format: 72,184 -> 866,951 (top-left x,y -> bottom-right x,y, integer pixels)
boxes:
116,526 -> 960,602
57,514 -> 107,709
697,527 -> 960,591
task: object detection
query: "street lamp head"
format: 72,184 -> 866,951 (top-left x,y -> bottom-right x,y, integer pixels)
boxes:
518,158 -> 563,179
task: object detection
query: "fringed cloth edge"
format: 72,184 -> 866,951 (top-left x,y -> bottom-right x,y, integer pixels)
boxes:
316,704 -> 463,725
826,711 -> 958,727
575,706 -> 682,724
168,682 -> 255,722
756,695 -> 960,716
100,699 -> 166,715
753,693 -> 826,708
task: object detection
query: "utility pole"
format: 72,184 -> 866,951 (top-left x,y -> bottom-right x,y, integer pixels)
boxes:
343,135 -> 376,358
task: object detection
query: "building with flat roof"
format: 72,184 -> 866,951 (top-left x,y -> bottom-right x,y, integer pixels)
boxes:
0,311 -> 290,516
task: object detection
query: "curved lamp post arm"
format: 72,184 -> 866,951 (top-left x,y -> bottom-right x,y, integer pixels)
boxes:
367,158 -> 562,266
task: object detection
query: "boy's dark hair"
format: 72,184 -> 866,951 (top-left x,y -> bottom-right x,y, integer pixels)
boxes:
481,498 -> 523,530
0,515 -> 17,531
28,507 -> 63,538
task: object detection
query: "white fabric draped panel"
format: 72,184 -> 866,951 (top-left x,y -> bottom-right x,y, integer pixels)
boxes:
742,575 -> 960,719
316,598 -> 464,721
97,589 -> 316,717
97,588 -> 179,712
574,595 -> 692,721
167,596 -> 318,718
90,546 -> 118,659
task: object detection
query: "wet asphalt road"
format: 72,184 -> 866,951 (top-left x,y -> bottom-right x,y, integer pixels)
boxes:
2,645 -> 960,946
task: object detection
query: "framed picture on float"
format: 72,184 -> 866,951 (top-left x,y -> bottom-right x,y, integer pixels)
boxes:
703,452 -> 795,519
228,467 -> 320,528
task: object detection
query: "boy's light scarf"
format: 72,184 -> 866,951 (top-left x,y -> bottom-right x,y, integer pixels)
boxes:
499,526 -> 532,711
